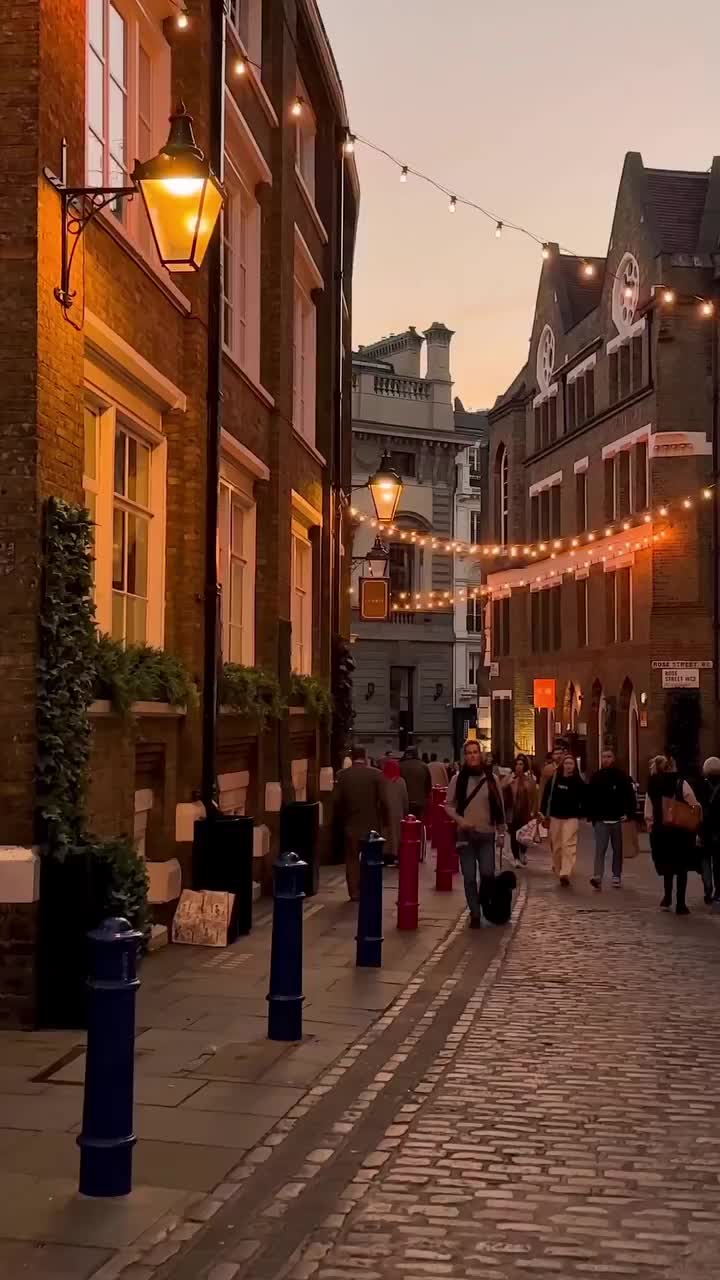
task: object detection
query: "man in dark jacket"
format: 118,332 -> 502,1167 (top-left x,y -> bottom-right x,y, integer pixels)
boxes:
333,746 -> 388,901
400,747 -> 432,820
700,756 -> 720,904
587,748 -> 636,890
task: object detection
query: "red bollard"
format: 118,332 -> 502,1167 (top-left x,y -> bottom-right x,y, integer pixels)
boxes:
429,785 -> 447,853
435,807 -> 456,893
397,815 -> 422,931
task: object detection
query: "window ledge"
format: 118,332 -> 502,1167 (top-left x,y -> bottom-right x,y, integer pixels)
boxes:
295,166 -> 329,245
223,349 -> 275,408
292,427 -> 326,468
97,208 -> 192,314
89,699 -> 187,717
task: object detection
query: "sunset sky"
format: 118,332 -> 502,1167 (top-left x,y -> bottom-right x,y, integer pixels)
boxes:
319,0 -> 720,409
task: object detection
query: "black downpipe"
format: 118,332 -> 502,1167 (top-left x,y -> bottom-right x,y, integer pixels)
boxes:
712,306 -> 720,707
332,145 -> 345,644
201,0 -> 226,814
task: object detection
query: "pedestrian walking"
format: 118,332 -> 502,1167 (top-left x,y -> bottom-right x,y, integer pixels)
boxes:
400,747 -> 432,820
645,754 -> 701,915
503,756 -> 539,867
587,748 -> 637,890
539,743 -> 566,809
541,754 -> 586,887
428,753 -> 449,787
445,740 -> 506,928
699,757 -> 720,904
381,757 -> 409,865
333,746 -> 388,902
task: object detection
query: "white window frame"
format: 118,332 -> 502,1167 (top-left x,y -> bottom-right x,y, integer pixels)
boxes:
293,229 -> 323,446
291,523 -> 313,675
86,0 -> 171,251
295,73 -> 316,200
469,509 -> 482,544
227,0 -> 262,67
218,457 -> 256,666
222,156 -> 261,380
83,386 -> 166,648
468,651 -> 484,686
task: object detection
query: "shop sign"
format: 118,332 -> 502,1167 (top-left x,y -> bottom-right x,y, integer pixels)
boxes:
533,678 -> 556,709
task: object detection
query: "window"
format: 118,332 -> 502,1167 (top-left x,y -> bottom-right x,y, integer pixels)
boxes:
223,157 -> 261,379
566,369 -> 595,431
227,0 -> 262,66
577,577 -> 588,648
86,0 -> 170,242
631,335 -> 643,390
468,651 -> 484,686
494,446 -> 509,543
616,450 -> 631,518
468,446 -> 482,485
492,597 -> 511,659
633,439 -> 649,511
389,667 -> 414,743
388,451 -> 416,479
84,407 -> 100,583
291,530 -> 312,673
604,457 -> 615,520
466,597 -> 484,633
551,485 -> 561,538
606,567 -> 632,643
531,587 -> 561,653
576,470 -> 588,532
293,233 -> 321,445
530,494 -> 539,541
295,74 -> 316,199
111,426 -> 152,644
609,332 -> 644,407
609,351 -> 620,405
389,544 -> 414,595
218,465 -> 256,666
470,510 -> 482,543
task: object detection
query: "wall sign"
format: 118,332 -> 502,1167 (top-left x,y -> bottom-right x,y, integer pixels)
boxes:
360,577 -> 389,620
533,678 -> 556,709
652,660 -> 712,669
661,668 -> 699,689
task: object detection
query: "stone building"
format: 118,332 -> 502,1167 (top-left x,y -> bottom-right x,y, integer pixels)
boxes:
0,0 -> 357,1020
484,152 -> 720,779
350,324 -> 475,760
452,401 -> 489,752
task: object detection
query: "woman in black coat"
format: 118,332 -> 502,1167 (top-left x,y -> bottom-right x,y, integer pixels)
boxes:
644,755 -> 700,915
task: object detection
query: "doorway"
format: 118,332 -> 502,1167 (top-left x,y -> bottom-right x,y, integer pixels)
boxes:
390,666 -> 414,752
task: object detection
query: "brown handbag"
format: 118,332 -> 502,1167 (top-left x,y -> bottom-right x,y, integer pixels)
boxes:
661,792 -> 701,834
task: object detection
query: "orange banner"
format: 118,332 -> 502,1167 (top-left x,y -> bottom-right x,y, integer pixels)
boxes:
533,678 -> 556,709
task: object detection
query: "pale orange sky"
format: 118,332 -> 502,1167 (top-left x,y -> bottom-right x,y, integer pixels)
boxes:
320,0 -> 720,409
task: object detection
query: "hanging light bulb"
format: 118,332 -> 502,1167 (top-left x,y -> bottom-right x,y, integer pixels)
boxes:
663,288 -> 675,304
703,488 -> 713,499
495,221 -> 503,238
291,97 -> 304,118
234,56 -> 247,76
400,166 -> 408,183
583,262 -> 595,277
701,301 -> 714,317
176,9 -> 188,27
343,133 -> 355,156
542,243 -> 550,260
449,195 -> 457,214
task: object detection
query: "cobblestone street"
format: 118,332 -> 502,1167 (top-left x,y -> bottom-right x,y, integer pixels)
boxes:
157,846 -> 720,1280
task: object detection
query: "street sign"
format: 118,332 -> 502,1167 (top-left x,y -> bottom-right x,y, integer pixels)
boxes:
533,678 -> 556,709
661,667 -> 700,689
489,661 -> 499,678
359,577 -> 389,620
652,660 -> 712,669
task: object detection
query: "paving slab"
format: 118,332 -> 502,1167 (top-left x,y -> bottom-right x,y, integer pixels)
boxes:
0,1090 -> 81,1133
0,1240 -> 111,1278
182,1082 -> 304,1117
133,1104 -> 275,1149
0,1174 -> 192,1248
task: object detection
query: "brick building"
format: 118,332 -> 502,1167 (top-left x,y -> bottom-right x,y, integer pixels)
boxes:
484,152 -> 720,780
0,0 -> 358,1005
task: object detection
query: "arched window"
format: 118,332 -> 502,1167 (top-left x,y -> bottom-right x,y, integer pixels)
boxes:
494,445 -> 509,544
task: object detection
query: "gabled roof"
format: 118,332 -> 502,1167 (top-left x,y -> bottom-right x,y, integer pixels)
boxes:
643,168 -> 709,254
557,254 -> 605,328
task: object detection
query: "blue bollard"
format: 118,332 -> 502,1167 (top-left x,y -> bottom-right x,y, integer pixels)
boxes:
77,917 -> 142,1197
356,831 -> 385,968
267,851 -> 307,1041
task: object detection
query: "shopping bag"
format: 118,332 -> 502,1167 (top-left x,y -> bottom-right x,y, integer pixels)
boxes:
622,820 -> 640,860
516,818 -> 547,847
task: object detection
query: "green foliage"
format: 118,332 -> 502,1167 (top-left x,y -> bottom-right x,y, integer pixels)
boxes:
289,672 -> 333,721
36,499 -> 97,854
221,664 -> 284,723
86,835 -> 151,942
93,634 -> 198,714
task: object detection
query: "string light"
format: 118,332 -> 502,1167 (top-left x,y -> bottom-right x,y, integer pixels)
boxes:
583,262 -> 595,277
542,244 -> 550,260
291,97 -> 304,118
703,488 -> 713,499
495,221 -> 503,238
176,9 -> 188,27
663,288 -> 676,305
449,195 -> 457,214
234,57 -> 247,76
400,166 -> 408,183
701,301 -> 714,317
343,133 -> 355,156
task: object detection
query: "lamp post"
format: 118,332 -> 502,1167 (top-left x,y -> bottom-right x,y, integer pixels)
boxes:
365,536 -> 390,578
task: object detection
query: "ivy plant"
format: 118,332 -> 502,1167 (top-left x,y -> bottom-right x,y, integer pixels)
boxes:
36,499 -> 97,855
220,664 -> 284,724
289,673 -> 333,721
93,634 -> 198,714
